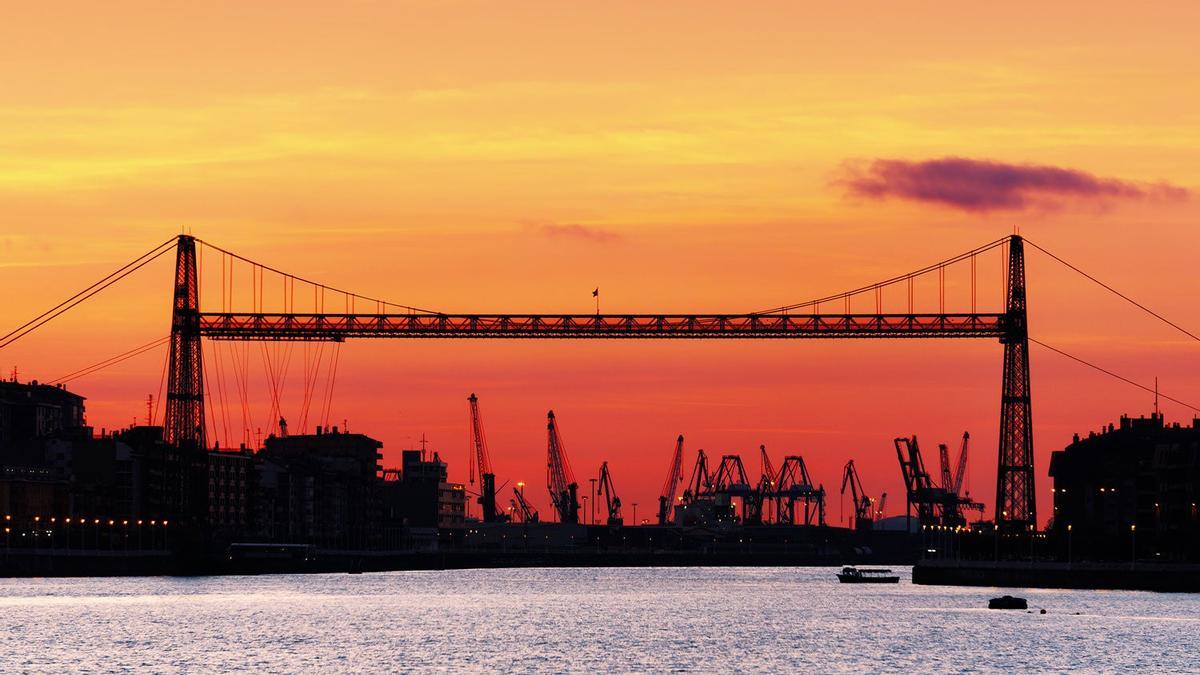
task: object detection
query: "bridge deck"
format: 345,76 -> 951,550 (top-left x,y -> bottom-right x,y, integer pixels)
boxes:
197,312 -> 1009,340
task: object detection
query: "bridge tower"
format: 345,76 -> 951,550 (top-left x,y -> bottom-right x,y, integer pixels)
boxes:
164,235 -> 205,448
996,235 -> 1035,532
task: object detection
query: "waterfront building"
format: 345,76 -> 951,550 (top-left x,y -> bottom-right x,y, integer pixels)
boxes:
259,427 -> 384,547
1049,412 -> 1200,561
0,379 -> 86,446
207,448 -> 254,536
0,378 -> 460,555
438,481 -> 467,529
380,449 -> 465,530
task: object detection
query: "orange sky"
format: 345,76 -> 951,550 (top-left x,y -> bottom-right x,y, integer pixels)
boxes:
2,2 -> 1198,526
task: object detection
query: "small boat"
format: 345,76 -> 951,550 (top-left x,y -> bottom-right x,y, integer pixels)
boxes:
988,595 -> 1028,610
836,566 -> 900,583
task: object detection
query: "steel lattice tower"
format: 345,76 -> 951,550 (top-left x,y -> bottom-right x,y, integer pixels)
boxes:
995,235 -> 1036,531
164,235 -> 205,448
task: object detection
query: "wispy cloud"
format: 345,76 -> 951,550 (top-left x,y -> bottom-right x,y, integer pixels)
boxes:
838,156 -> 1189,212
532,222 -> 622,243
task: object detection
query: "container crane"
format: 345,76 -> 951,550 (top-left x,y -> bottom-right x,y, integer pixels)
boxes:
467,393 -> 507,523
712,454 -> 752,522
597,461 -> 623,526
840,460 -> 875,530
776,455 -> 826,526
712,455 -> 752,495
656,435 -> 685,525
546,410 -> 581,524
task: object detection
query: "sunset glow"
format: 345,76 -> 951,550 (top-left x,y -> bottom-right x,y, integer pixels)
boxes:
3,2 -> 1198,525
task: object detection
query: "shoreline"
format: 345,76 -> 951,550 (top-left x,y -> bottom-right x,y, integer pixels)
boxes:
913,559 -> 1200,593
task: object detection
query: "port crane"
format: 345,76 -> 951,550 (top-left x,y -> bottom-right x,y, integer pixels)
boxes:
746,445 -> 777,525
510,486 -> 539,523
597,461 -> 623,526
840,460 -> 875,530
775,455 -> 826,526
948,432 -> 985,521
712,455 -> 753,522
467,393 -> 507,523
656,435 -> 685,525
682,449 -> 711,505
712,455 -> 752,495
545,410 -> 581,524
895,435 -> 971,528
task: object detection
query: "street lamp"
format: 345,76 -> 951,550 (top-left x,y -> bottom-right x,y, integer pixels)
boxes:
1130,523 -> 1136,569
589,478 -> 598,525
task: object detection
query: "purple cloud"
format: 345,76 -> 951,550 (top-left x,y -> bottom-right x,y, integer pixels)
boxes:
839,157 -> 1188,212
534,222 -> 622,243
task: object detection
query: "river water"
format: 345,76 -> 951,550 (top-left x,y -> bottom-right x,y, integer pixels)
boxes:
0,567 -> 1194,673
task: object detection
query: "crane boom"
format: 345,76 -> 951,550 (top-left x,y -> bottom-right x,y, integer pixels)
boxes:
597,461 -> 623,526
748,444 -> 778,525
684,449 -> 711,503
759,444 -> 777,486
952,431 -> 970,495
938,443 -> 953,492
468,393 -> 505,523
657,435 -> 684,525
511,486 -> 539,523
546,410 -> 580,524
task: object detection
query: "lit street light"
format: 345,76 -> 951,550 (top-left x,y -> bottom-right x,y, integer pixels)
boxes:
1130,523 -> 1136,569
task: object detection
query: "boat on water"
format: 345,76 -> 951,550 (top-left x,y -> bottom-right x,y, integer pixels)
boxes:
988,595 -> 1028,610
836,566 -> 900,583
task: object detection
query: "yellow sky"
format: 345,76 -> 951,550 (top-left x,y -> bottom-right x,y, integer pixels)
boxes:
2,2 -> 1198,522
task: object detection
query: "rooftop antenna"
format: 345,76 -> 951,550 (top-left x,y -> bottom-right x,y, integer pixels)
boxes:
1154,377 -> 1160,417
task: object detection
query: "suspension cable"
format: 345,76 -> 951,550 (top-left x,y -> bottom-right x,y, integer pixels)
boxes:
0,238 -> 177,350
153,334 -> 170,425
1030,338 -> 1200,413
210,339 -> 233,444
195,238 -> 438,314
321,342 -> 342,428
754,235 -> 1012,315
48,335 -> 170,385
1024,238 -> 1200,345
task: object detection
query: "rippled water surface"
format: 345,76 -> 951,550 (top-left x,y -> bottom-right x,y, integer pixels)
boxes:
1,567 -> 1195,672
